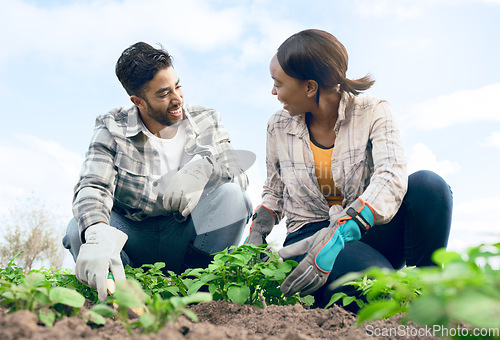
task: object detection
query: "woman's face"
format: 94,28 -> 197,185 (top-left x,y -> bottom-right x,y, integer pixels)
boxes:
269,54 -> 311,116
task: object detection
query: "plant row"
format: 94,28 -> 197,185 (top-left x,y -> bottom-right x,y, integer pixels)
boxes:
328,243 -> 500,339
0,244 -> 311,334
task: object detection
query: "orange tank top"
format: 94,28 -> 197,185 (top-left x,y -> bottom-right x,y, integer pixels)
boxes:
310,139 -> 344,206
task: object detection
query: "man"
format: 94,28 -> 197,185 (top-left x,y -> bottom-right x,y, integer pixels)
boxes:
63,42 -> 252,302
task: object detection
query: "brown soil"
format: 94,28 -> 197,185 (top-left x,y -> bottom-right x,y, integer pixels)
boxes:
0,300 -> 440,340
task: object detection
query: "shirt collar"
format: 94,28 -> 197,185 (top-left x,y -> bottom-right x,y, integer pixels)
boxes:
125,105 -> 144,138
283,92 -> 350,138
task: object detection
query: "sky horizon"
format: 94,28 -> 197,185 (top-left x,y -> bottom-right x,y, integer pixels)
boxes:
1,0 -> 499,269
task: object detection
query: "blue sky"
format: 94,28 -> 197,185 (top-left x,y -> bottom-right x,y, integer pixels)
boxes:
1,0 -> 499,262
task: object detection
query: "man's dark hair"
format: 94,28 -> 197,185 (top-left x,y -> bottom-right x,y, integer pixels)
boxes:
115,42 -> 173,97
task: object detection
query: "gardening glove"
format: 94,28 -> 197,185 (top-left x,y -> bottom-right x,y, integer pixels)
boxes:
244,205 -> 277,247
75,223 -> 128,302
163,156 -> 214,217
279,198 -> 375,297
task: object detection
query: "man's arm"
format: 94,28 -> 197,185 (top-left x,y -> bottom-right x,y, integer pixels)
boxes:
72,124 -> 117,241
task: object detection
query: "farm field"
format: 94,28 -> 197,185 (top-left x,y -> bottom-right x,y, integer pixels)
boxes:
1,244 -> 499,340
0,299 -> 439,339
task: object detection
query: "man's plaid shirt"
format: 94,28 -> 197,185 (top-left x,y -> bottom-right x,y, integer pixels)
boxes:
73,104 -> 248,236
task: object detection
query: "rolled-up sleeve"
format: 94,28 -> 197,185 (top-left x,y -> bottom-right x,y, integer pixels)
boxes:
359,101 -> 408,224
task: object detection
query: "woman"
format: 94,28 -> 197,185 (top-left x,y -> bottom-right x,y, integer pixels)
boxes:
245,29 -> 452,309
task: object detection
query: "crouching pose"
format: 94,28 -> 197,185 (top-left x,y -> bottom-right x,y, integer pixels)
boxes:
246,29 -> 452,309
63,42 -> 252,302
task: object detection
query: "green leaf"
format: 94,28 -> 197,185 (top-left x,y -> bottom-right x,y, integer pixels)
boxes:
261,268 -> 284,280
114,279 -> 147,308
342,296 -> 356,307
407,295 -> 447,326
83,310 -> 107,326
38,308 -> 56,327
49,287 -> 85,308
447,288 -> 500,329
186,281 -> 206,295
182,309 -> 199,322
432,248 -> 462,266
23,273 -> 46,289
180,292 -> 212,305
227,285 -> 250,305
91,304 -> 117,318
357,300 -> 403,325
299,295 -> 315,306
324,292 -> 346,309
277,261 -> 294,273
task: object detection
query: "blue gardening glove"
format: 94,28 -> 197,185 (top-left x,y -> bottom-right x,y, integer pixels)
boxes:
244,205 -> 276,247
278,198 -> 375,297
75,224 -> 128,302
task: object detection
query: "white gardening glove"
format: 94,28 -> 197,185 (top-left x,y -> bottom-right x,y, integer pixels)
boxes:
75,224 -> 128,302
163,156 -> 213,217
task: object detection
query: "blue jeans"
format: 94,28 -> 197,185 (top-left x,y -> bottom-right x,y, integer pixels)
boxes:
283,170 -> 453,308
63,182 -> 252,273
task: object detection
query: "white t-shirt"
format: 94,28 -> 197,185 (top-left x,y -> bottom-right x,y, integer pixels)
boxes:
141,120 -> 194,215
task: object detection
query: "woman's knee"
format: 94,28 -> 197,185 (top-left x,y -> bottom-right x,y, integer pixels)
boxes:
408,170 -> 453,206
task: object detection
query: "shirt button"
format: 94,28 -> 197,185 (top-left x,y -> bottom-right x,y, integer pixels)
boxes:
153,181 -> 158,187
153,151 -> 159,156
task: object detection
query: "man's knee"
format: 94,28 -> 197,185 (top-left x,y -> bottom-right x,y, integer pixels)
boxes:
210,182 -> 252,218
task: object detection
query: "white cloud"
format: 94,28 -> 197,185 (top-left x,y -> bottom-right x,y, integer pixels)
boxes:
354,0 -> 391,17
396,6 -> 423,19
404,83 -> 500,130
1,0 -> 246,66
485,132 -> 500,150
0,135 -> 84,219
449,196 -> 500,252
408,143 -> 461,177
454,196 -> 500,215
354,0 -> 426,20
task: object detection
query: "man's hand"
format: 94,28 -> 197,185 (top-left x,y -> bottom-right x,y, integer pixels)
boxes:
75,223 -> 128,302
244,205 -> 276,247
278,198 -> 375,297
163,156 -> 213,217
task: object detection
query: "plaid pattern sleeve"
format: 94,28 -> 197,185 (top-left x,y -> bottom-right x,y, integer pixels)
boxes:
72,119 -> 118,236
260,93 -> 408,234
73,105 -> 248,238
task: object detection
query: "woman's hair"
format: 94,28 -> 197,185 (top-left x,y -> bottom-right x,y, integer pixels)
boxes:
276,29 -> 374,98
115,42 -> 173,98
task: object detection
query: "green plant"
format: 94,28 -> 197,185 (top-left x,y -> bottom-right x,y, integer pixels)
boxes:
125,262 -> 181,298
326,243 -> 500,338
406,244 -> 500,331
32,266 -> 99,302
0,272 -> 85,326
90,278 -> 212,335
137,292 -> 212,334
0,252 -> 25,284
180,244 -> 313,307
326,265 -> 422,321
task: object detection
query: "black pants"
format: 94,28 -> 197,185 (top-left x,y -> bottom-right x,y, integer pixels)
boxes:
283,170 -> 453,309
